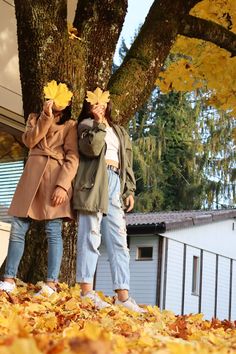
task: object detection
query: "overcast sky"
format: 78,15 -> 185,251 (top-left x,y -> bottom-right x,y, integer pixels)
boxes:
114,0 -> 154,64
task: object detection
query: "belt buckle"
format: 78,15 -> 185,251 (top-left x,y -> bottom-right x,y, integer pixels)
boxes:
107,165 -> 119,175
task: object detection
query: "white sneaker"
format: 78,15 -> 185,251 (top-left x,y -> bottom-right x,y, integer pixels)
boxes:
0,281 -> 16,293
81,291 -> 111,309
34,283 -> 56,297
115,296 -> 147,313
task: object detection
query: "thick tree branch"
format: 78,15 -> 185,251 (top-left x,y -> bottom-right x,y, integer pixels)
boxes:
179,14 -> 236,57
108,0 -> 201,123
73,0 -> 128,89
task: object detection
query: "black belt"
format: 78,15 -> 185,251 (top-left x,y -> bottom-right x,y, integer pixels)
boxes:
107,165 -> 120,175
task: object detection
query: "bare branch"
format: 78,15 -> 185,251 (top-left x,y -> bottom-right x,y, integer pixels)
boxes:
179,14 -> 236,57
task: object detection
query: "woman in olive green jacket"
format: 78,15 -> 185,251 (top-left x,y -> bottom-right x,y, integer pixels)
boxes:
73,89 -> 146,313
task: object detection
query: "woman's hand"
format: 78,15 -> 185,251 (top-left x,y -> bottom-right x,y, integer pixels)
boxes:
51,186 -> 67,206
91,104 -> 107,123
125,195 -> 134,212
43,100 -> 54,117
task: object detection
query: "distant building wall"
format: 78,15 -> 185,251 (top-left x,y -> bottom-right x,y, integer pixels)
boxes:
163,220 -> 236,259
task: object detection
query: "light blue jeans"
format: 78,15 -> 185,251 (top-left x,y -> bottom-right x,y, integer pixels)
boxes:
76,170 -> 130,290
4,217 -> 63,282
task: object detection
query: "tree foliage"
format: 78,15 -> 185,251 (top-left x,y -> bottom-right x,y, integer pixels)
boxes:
157,0 -> 236,116
130,89 -> 235,212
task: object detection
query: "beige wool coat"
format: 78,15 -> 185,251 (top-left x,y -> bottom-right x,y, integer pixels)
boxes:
8,112 -> 79,220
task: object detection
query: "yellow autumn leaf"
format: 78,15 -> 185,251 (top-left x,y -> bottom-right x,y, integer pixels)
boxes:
0,338 -> 42,354
64,297 -> 79,311
1,282 -> 236,354
43,80 -> 73,108
86,87 -> 110,105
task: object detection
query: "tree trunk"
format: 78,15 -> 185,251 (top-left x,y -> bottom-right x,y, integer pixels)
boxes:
9,0 -> 86,284
73,0 -> 128,90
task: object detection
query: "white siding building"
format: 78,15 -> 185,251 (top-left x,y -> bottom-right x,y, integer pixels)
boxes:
95,210 -> 236,320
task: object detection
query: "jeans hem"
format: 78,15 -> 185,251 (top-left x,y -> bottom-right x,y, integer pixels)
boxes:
76,277 -> 94,284
46,278 -> 58,282
113,283 -> 130,291
3,274 -> 16,279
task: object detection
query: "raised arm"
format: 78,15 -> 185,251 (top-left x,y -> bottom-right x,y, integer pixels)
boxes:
22,100 -> 54,149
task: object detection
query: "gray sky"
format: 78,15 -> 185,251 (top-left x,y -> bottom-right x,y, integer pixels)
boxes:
114,0 -> 154,64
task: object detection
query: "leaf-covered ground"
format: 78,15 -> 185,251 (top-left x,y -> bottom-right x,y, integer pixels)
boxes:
0,281 -> 236,354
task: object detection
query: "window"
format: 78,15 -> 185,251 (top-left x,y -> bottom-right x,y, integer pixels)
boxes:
0,131 -> 26,223
192,255 -> 200,295
136,246 -> 153,260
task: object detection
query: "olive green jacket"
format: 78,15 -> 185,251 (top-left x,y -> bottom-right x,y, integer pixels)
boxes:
73,118 -> 136,214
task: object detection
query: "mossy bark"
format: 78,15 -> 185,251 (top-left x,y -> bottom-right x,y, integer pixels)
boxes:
73,0 -> 128,90
108,0 -> 200,123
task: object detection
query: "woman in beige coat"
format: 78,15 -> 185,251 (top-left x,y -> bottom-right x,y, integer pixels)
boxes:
0,99 -> 79,295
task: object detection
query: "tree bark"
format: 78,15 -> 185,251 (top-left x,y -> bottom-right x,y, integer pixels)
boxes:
179,15 -> 236,57
108,0 -> 201,123
74,0 -> 128,90
14,0 -> 86,117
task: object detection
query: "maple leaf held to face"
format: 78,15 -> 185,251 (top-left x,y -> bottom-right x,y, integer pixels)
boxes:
43,80 -> 73,108
86,87 -> 110,105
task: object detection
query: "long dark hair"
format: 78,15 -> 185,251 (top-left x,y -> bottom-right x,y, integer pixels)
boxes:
57,104 -> 72,125
78,99 -> 113,125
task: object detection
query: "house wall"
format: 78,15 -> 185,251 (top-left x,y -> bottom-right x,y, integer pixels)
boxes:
0,0 -> 22,116
129,236 -> 158,305
163,237 -> 235,320
162,220 -> 236,259
183,246 -> 201,314
164,239 -> 184,314
201,251 -> 216,319
0,0 -> 77,119
231,260 -> 236,320
0,221 -> 10,267
95,235 -> 159,305
216,256 -> 230,320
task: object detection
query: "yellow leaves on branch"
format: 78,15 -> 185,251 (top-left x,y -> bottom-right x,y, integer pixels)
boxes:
191,0 -> 236,33
43,80 -> 73,108
156,0 -> 236,115
1,282 -> 236,354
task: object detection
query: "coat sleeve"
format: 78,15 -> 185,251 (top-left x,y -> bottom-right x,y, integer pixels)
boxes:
56,121 -> 79,192
78,118 -> 106,157
121,128 -> 136,199
22,112 -> 53,149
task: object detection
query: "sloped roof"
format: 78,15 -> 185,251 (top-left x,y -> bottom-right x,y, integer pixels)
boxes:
126,209 -> 236,233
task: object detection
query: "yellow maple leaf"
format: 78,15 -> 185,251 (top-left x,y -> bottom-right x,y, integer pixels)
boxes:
43,80 -> 73,108
86,87 -> 110,105
0,338 -> 42,354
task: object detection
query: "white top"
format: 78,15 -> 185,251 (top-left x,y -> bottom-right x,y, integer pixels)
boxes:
105,126 -> 119,163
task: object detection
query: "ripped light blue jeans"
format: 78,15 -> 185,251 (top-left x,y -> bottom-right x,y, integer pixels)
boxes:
4,217 -> 63,282
76,169 -> 130,290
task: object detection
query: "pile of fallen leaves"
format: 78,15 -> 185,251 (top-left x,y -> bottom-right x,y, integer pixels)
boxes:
0,281 -> 236,354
